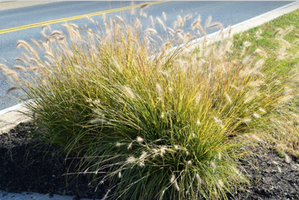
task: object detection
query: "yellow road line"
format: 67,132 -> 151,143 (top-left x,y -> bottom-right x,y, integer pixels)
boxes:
0,1 -> 168,35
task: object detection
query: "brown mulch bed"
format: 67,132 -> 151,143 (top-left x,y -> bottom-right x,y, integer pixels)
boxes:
0,122 -> 298,200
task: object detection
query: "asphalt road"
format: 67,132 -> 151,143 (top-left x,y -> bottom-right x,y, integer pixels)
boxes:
0,1 -> 294,110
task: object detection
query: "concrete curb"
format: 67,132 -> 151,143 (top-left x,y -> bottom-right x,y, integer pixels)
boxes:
230,1 -> 299,35
0,106 -> 31,134
0,191 -> 95,200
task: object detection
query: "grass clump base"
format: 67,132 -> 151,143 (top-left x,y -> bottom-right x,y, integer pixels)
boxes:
1,6 -> 298,200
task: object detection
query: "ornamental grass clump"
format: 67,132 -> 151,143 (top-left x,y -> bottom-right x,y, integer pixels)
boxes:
1,6 -> 298,200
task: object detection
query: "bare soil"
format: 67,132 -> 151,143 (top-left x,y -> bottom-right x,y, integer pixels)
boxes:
229,145 -> 299,200
0,122 -> 298,200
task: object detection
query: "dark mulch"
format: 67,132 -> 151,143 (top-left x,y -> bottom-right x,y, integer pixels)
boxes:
230,145 -> 299,200
0,122 -> 106,200
0,122 -> 299,200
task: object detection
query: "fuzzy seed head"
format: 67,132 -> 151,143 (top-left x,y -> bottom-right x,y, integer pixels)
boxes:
134,18 -> 141,28
278,38 -> 291,47
242,117 -> 251,123
16,40 -> 32,51
50,30 -> 63,38
213,117 -> 223,128
283,26 -> 294,36
293,40 -> 299,45
42,24 -> 51,32
183,32 -> 193,42
255,48 -> 267,58
170,174 -> 175,183
140,3 -> 150,9
249,80 -> 264,87
218,180 -> 224,187
244,90 -> 259,104
156,17 -> 166,31
15,57 -> 28,65
175,29 -> 183,34
156,84 -> 162,96
149,15 -> 155,28
160,146 -> 166,156
174,180 -> 180,191
170,174 -> 179,191
211,161 -> 216,170
251,134 -> 261,142
115,15 -> 124,22
259,108 -> 266,114
225,93 -> 232,104
85,16 -> 94,23
177,15 -> 183,27
279,95 -> 293,103
124,86 -> 135,99
152,148 -> 159,157
7,86 -> 21,94
90,118 -> 105,125
145,28 -> 157,35
255,59 -> 265,69
116,142 -> 123,147
138,161 -> 145,167
136,136 -> 144,143
184,13 -> 193,21
205,16 -> 212,28
274,28 -> 283,36
253,112 -> 261,119
162,12 -> 167,21
196,173 -> 202,184
191,20 -> 199,30
102,13 -> 106,22
126,156 -> 136,164
130,1 -> 135,14
243,41 -> 252,47
13,65 -> 27,71
207,22 -> 223,29
177,32 -> 184,40
195,93 -> 201,104
139,151 -> 147,160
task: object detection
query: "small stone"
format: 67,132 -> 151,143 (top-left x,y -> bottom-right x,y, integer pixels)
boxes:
272,160 -> 278,165
285,154 -> 291,164
291,164 -> 299,170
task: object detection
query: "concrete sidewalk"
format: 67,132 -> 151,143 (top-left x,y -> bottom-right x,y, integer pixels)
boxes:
0,1 -> 55,10
0,1 -> 298,200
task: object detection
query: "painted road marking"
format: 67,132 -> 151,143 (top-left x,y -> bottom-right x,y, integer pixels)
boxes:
0,1 -> 168,34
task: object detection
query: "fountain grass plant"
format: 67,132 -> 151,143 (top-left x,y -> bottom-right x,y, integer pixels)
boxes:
1,5 -> 298,200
